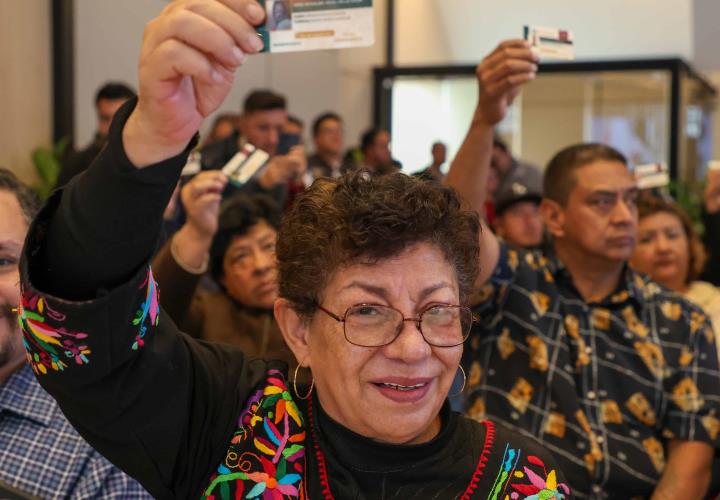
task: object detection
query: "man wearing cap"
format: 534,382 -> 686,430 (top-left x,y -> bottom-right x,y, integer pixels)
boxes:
492,136 -> 542,202
493,175 -> 544,249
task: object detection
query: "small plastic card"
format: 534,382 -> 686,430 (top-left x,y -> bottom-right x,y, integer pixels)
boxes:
524,25 -> 575,60
222,144 -> 271,187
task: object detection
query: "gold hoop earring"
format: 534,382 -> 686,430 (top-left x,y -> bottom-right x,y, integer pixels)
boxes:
449,364 -> 466,398
292,363 -> 314,400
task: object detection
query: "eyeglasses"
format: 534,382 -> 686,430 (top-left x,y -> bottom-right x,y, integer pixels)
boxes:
315,303 -> 474,348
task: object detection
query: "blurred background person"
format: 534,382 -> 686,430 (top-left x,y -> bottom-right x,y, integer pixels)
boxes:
414,141 -> 447,182
56,82 -> 135,188
282,115 -> 309,209
630,195 -> 720,352
491,136 -> 542,206
151,171 -> 296,370
359,128 -> 400,175
492,175 -> 544,249
0,168 -> 149,499
201,113 -> 238,148
197,89 -> 306,206
307,112 -> 355,179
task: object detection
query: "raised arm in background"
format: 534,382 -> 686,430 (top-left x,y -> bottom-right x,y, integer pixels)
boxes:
152,170 -> 227,325
444,40 -> 537,288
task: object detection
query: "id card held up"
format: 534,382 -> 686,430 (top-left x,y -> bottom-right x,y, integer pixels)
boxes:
257,0 -> 374,53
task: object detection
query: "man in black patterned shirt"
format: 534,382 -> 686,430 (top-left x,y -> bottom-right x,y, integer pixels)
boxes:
448,40 -> 720,499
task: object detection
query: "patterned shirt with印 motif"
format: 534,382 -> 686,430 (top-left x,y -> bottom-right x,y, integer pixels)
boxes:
464,244 -> 720,498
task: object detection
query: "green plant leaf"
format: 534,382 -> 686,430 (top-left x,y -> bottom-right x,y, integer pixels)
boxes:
30,138 -> 66,200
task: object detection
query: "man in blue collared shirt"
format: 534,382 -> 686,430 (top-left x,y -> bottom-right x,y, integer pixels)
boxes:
0,168 -> 150,499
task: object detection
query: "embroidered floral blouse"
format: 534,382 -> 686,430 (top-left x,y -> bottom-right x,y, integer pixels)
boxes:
18,99 -> 572,500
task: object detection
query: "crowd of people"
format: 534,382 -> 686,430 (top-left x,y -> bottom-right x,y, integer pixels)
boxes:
2,1 -> 720,499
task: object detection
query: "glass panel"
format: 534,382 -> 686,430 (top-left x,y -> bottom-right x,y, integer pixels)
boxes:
389,69 -> 672,175
390,76 -> 477,174
520,71 -> 670,169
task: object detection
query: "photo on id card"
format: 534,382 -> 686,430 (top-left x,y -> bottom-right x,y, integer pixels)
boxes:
256,0 -> 374,53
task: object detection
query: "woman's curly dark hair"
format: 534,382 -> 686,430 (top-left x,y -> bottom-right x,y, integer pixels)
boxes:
277,171 -> 480,316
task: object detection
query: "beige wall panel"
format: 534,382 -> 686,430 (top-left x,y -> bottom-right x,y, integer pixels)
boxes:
0,0 -> 52,184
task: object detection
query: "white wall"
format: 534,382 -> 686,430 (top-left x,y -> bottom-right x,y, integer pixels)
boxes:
74,0 -> 386,151
0,1 -> 52,184
694,0 -> 720,71
396,0 -> 694,66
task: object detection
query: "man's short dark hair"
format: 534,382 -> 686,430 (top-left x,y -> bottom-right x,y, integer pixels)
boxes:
243,90 -> 287,114
543,143 -> 628,206
95,82 -> 136,105
312,112 -> 342,137
209,194 -> 282,283
360,128 -> 385,153
0,168 -> 41,225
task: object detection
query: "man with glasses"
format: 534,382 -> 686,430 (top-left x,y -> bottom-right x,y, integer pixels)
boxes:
448,39 -> 720,498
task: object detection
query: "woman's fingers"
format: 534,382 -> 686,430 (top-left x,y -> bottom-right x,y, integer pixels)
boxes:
148,10 -> 243,70
144,0 -> 264,70
188,0 -> 265,53
143,39 -> 220,87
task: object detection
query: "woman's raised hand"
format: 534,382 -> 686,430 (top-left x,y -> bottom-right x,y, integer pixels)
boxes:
123,0 -> 265,168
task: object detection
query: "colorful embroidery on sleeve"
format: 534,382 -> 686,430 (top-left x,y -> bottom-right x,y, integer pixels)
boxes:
487,444 -> 570,500
131,268 -> 159,350
19,267 -> 159,374
203,369 -> 306,500
18,294 -> 90,375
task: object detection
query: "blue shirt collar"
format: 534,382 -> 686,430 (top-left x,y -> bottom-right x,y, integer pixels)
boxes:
0,363 -> 56,427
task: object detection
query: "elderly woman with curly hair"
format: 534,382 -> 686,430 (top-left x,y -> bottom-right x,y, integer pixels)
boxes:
17,2 -> 570,499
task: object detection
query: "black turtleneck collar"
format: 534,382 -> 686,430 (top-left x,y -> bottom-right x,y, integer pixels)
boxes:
313,394 -> 460,472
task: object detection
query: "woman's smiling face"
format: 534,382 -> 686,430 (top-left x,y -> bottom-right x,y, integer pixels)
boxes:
280,242 -> 463,445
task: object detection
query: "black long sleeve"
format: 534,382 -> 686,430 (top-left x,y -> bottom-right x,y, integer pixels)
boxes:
37,98 -> 193,300
702,210 -> 720,286
19,98 -> 276,499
